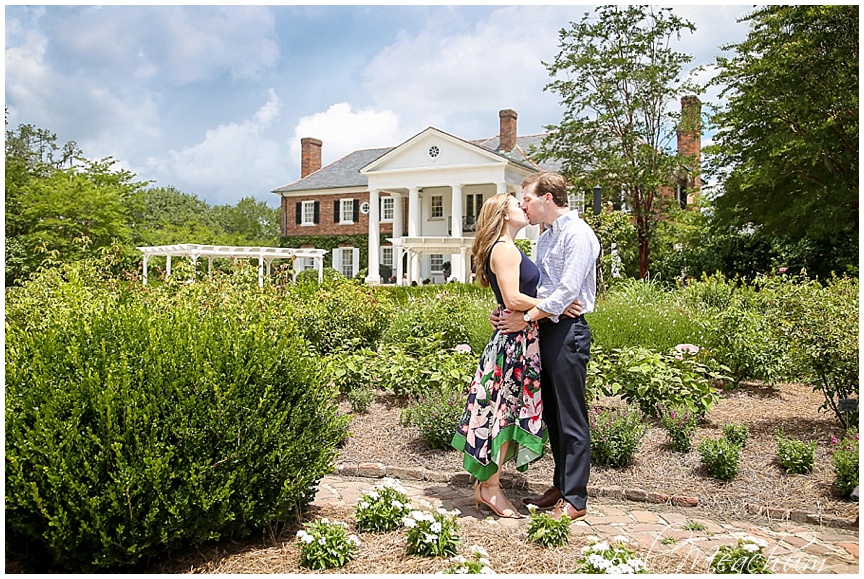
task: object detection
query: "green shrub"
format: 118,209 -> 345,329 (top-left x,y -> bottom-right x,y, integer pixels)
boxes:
768,275 -> 859,429
526,507 -> 572,548
347,386 -> 375,414
291,277 -> 395,355
723,423 -> 750,448
697,437 -> 741,480
657,402 -> 699,452
680,272 -> 736,312
5,271 -> 348,572
324,349 -> 377,396
400,386 -> 466,450
376,343 -> 475,400
589,405 -> 647,468
382,288 -> 495,355
588,347 -> 722,418
692,299 -> 789,386
775,430 -> 816,475
830,430 -> 859,498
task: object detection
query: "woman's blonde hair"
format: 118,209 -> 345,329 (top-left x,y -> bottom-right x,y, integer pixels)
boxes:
471,193 -> 513,288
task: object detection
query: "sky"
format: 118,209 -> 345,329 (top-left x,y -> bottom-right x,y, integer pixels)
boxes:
5,3 -> 758,207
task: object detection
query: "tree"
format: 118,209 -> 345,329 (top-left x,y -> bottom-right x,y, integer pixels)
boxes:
707,5 -> 858,274
210,197 -> 280,246
537,5 -> 698,278
127,186 -> 219,247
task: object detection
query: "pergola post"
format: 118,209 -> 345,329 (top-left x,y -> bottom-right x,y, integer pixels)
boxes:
142,254 -> 149,286
166,255 -> 172,279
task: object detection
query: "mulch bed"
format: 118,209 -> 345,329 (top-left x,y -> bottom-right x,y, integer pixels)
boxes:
337,381 -> 857,522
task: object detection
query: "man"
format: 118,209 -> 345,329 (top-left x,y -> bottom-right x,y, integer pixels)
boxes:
499,171 -> 600,520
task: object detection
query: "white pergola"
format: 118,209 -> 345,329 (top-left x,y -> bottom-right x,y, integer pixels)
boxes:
137,244 -> 328,287
388,236 -> 475,283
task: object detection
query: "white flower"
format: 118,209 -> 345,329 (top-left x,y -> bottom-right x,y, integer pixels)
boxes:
424,533 -> 437,544
478,558 -> 490,566
402,517 -> 417,528
301,534 -> 314,544
392,500 -> 403,509
617,563 -> 634,574
347,535 -> 360,546
742,543 -> 760,553
581,545 -> 594,554
318,537 -> 326,545
593,541 -> 611,553
452,555 -> 467,564
471,545 -> 489,558
367,491 -> 379,500
630,558 -> 646,571
437,507 -> 449,515
357,500 -> 369,510
430,521 -> 442,533
296,530 -> 308,539
588,554 -> 611,570
320,517 -> 329,524
745,536 -> 768,548
479,566 -> 496,574
450,509 -> 461,517
614,535 -> 629,544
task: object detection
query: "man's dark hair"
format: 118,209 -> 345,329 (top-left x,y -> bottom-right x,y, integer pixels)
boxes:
522,172 -> 570,207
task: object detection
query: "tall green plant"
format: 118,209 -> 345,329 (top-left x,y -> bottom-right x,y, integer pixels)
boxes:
5,266 -> 348,572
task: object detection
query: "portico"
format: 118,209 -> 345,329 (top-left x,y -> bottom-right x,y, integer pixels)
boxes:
360,127 -> 539,284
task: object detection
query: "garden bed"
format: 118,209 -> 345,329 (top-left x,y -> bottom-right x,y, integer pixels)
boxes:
337,380 -> 857,522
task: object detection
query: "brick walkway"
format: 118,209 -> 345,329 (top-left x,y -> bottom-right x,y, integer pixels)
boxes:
314,471 -> 859,575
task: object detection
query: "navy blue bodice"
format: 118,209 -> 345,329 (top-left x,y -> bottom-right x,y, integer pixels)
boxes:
487,242 -> 540,306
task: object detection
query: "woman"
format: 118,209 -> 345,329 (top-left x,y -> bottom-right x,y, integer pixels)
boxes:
450,193 -> 549,519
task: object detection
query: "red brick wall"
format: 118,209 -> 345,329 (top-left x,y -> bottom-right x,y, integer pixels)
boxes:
279,191 -> 402,237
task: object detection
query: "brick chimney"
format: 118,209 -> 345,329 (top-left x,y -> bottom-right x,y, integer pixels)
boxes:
677,96 -> 701,187
300,137 -> 323,178
498,109 -> 517,153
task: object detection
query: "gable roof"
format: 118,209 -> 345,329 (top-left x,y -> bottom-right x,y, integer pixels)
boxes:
272,133 -> 560,194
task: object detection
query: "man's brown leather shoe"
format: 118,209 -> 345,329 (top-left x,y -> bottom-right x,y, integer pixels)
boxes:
522,486 -> 562,509
550,499 -> 587,521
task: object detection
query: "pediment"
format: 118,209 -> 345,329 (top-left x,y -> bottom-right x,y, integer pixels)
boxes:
361,127 -> 506,175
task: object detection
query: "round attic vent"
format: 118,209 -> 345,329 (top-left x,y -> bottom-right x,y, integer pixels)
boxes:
428,145 -> 440,159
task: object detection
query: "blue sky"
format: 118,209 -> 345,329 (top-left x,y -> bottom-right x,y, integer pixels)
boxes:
5,4 -> 756,207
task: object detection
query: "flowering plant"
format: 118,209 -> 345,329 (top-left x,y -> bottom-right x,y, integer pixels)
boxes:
830,429 -> 859,498
723,422 -> 750,448
354,477 -> 413,532
525,504 -> 571,548
574,536 -> 647,574
708,535 -> 771,574
403,506 -> 461,557
589,405 -> 647,468
440,545 -> 495,574
296,517 -> 360,570
658,402 -> 698,452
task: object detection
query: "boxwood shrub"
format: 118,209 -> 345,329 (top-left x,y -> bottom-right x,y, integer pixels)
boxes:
5,266 -> 348,572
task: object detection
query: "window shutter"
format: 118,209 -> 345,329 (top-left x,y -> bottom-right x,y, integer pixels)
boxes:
353,199 -> 359,223
295,202 -> 302,225
313,201 -> 320,224
332,248 -> 341,272
334,200 -> 340,223
352,248 -> 360,277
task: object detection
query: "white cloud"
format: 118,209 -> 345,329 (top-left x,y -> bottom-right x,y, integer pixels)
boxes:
150,89 -> 284,204
289,103 -> 403,168
363,6 -> 571,137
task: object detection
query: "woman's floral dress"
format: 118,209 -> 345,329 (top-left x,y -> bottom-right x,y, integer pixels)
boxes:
451,247 -> 545,481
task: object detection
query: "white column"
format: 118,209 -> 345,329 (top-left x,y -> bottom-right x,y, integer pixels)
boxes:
497,182 -> 509,196
142,254 -> 149,286
366,188 -> 381,284
410,252 -> 420,284
392,193 -> 404,285
408,186 -> 420,237
257,256 -> 264,287
450,184 -> 464,280
460,246 -> 469,284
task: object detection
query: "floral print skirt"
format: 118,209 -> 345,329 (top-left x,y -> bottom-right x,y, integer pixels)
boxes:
451,323 -> 545,482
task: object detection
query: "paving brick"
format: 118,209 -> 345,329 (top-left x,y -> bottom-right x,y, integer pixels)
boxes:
630,509 -> 662,524
358,462 -> 386,477
386,465 -> 424,480
836,541 -> 859,559
423,469 -> 451,483
624,488 -> 649,502
594,505 -> 629,517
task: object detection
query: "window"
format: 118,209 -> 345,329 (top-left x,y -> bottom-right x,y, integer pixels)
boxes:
465,193 -> 483,231
430,253 -> 444,272
381,197 -> 394,221
568,192 -> 585,214
340,199 -> 354,224
381,246 -> 393,268
333,247 -> 359,278
296,257 -> 314,271
431,195 -> 443,219
302,200 -> 316,225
